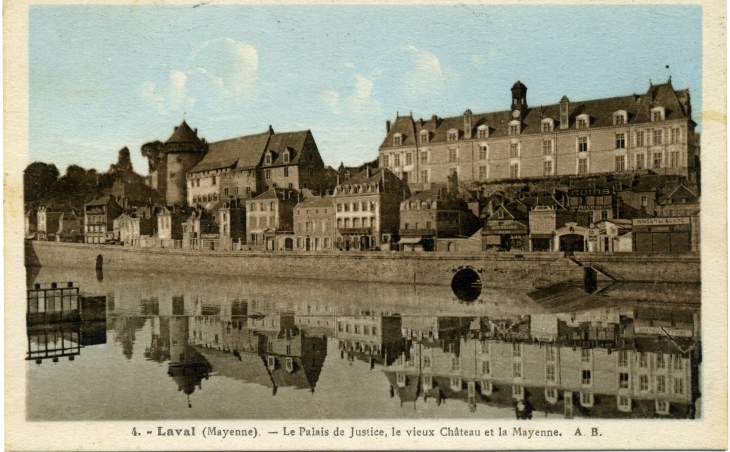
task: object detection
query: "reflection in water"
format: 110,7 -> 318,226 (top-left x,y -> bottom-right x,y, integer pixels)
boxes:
27,266 -> 701,421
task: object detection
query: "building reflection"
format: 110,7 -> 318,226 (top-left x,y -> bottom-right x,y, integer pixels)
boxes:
384,307 -> 700,419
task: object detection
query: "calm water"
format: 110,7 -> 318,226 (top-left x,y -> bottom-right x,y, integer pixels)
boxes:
26,265 -> 701,421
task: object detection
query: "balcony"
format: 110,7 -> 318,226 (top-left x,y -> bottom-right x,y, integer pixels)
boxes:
338,227 -> 372,235
399,228 -> 435,237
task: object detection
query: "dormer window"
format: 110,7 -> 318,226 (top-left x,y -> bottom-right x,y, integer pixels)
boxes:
651,107 -> 665,122
614,110 -> 627,125
477,125 -> 489,139
282,150 -> 290,164
541,119 -> 554,133
576,114 -> 590,129
508,120 -> 521,136
447,129 -> 459,142
393,133 -> 402,146
420,131 -> 429,144
265,153 -> 272,165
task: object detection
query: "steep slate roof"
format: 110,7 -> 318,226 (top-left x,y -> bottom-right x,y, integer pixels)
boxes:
661,184 -> 698,203
296,194 -> 333,209
190,131 -> 271,174
380,79 -> 692,148
251,188 -> 291,201
264,130 -> 312,166
166,120 -> 202,145
85,196 -> 117,207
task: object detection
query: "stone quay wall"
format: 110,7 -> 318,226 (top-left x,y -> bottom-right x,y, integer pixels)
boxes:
26,241 -> 699,288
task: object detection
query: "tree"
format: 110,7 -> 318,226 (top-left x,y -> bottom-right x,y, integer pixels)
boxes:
140,141 -> 166,172
24,161 -> 59,204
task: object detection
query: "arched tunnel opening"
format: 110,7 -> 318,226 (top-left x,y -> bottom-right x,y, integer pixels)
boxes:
451,268 -> 482,302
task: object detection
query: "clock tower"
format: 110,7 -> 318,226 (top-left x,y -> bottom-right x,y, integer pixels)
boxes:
511,81 -> 528,119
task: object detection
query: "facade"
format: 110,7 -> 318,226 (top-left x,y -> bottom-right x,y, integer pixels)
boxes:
157,206 -> 188,249
293,192 -> 335,251
332,167 -> 409,251
482,200 -> 530,251
84,196 -> 124,244
36,205 -> 63,241
182,208 -> 219,250
527,197 -> 573,251
379,79 -> 697,188
57,210 -> 83,242
186,126 -> 335,208
116,206 -> 157,247
398,187 -> 481,251
245,188 -> 297,251
335,315 -> 404,367
657,184 -> 699,217
217,199 -> 247,251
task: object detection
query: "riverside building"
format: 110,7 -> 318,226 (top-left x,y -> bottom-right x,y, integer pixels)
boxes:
379,78 -> 697,189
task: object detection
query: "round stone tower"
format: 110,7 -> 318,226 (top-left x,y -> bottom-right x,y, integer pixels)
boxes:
164,120 -> 206,206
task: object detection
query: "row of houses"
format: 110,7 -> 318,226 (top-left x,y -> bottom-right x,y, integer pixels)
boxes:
29,167 -> 699,254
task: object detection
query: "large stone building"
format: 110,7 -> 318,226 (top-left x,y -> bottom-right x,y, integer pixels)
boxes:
186,126 -> 336,208
245,188 -> 298,251
379,78 -> 697,189
293,191 -> 335,251
332,167 -> 408,251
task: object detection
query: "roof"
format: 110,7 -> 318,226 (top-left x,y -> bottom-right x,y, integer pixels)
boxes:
296,194 -> 333,209
190,130 -> 271,173
380,79 -> 692,148
520,196 -> 565,210
166,120 -> 202,145
85,196 -> 118,207
661,184 -> 698,203
190,128 -> 315,174
194,347 -> 275,388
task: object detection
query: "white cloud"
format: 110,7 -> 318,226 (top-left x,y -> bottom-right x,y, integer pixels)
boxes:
323,90 -> 341,115
323,74 -> 381,118
138,71 -> 195,115
399,46 -> 454,97
190,38 -> 259,102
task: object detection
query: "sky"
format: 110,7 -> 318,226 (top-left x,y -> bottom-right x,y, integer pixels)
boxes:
29,5 -> 702,176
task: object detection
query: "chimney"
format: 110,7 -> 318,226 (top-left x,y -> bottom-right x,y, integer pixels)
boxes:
268,125 -> 274,134
386,120 -> 391,133
194,128 -> 198,135
366,166 -> 370,178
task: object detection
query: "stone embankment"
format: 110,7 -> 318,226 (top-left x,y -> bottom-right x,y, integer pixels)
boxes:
25,241 -> 700,289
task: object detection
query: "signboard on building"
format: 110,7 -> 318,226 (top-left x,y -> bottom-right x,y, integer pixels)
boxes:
632,217 -> 690,226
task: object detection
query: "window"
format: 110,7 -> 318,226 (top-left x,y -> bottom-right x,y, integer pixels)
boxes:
652,110 -> 663,122
451,377 -> 462,391
582,370 -> 592,385
510,163 -> 519,179
615,114 -> 626,125
512,343 -> 522,357
284,167 -> 289,177
420,132 -> 429,144
639,352 -> 648,368
656,400 -> 670,414
447,131 -> 458,141
578,158 -> 588,174
640,375 -> 649,391
479,145 -> 488,160
265,169 -> 271,179
421,170 -> 428,184
382,155 -> 390,168
224,188 -> 229,197
451,357 -> 461,371
542,121 -> 552,132
581,349 -> 591,363
616,133 -> 626,149
672,355 -> 683,370
362,202 -> 368,211
393,135 -> 401,146
546,364 -> 556,382
671,128 -> 680,144
513,362 -> 522,378
448,148 -> 457,163
423,356 -> 431,368
578,137 -> 588,152
353,202 -> 359,212
196,179 -> 200,187
420,151 -> 428,164
618,350 -> 629,367
674,377 -> 684,395
580,392 -> 593,407
478,128 -> 488,139
636,131 -> 645,147
479,165 -> 487,181
577,118 -> 588,129
615,155 -> 626,172
510,143 -> 520,158
344,203 -> 349,212
636,153 -> 646,170
601,210 -> 608,220
653,129 -> 663,145
670,151 -> 680,168
543,160 -> 553,176
542,140 -> 553,155
513,385 -> 524,397
657,375 -> 666,393
619,373 -> 630,389
545,345 -> 555,361
509,124 -> 519,135
265,154 -> 272,164
653,152 -> 663,169
618,396 -> 631,410
482,360 -> 491,375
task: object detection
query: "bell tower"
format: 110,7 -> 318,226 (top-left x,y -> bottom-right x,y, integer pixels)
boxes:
510,81 -> 528,120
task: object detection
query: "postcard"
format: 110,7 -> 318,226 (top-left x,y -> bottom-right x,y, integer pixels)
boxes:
5,0 -> 727,450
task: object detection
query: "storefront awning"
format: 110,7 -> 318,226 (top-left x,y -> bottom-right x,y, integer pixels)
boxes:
485,235 -> 502,245
398,237 -> 423,244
